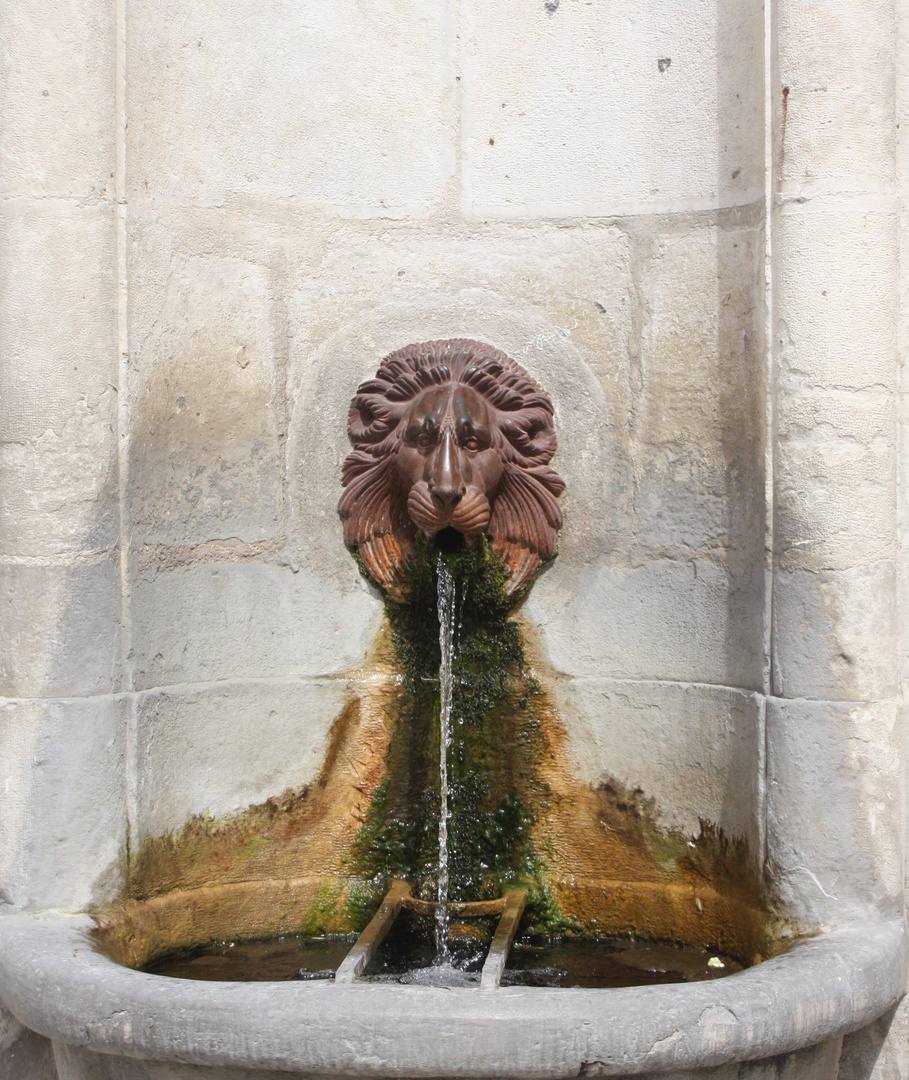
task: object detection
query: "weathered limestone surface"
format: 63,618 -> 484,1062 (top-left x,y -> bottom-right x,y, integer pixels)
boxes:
772,206 -> 899,703
0,1000 -> 55,1080
839,1000 -> 909,1080
460,0 -> 764,217
1,0 -> 906,1074
0,0 -> 114,199
0,697 -> 126,912
0,199 -> 121,699
129,255 -> 284,549
769,0 -> 902,934
131,562 -> 381,690
135,678 -> 349,838
48,1038 -> 844,1080
763,0 -> 906,1070
766,698 -> 904,927
556,679 -> 763,855
0,0 -> 122,1007
126,0 -> 458,215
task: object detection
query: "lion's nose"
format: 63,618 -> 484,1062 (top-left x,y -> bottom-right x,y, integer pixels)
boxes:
434,486 -> 463,508
429,431 -> 465,507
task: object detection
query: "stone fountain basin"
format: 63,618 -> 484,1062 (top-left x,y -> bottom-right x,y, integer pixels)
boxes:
0,913 -> 904,1078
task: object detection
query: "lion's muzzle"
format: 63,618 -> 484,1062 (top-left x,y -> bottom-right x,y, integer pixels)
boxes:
407,482 -> 490,537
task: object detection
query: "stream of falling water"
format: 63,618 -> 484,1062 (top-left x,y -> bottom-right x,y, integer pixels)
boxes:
435,555 -> 457,962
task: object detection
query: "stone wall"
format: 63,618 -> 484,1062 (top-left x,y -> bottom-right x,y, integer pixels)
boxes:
0,0 -> 905,1076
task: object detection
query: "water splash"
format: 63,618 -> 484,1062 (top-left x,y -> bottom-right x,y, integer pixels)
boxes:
436,554 -> 458,961
375,964 -> 478,987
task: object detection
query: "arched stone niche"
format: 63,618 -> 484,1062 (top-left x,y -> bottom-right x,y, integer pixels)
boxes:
0,0 -> 905,1074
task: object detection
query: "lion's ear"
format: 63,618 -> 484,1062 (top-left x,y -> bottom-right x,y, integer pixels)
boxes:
338,453 -> 415,596
488,463 -> 564,594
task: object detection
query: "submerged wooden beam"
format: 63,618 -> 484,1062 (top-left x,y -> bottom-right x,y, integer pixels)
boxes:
479,888 -> 527,990
334,879 -> 412,984
400,895 -> 507,919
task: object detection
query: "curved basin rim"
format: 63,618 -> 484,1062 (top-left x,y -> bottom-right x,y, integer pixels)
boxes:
0,913 -> 903,1079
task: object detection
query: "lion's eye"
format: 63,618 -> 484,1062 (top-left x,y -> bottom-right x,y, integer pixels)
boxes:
418,434 -> 432,448
464,438 -> 478,452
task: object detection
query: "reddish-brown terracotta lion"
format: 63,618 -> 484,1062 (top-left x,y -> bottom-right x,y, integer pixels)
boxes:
339,339 -> 564,600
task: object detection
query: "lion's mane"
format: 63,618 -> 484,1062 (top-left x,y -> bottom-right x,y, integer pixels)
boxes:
339,338 -> 565,599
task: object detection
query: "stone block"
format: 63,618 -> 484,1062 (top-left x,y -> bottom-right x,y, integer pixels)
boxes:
127,0 -> 456,214
774,206 -> 898,392
0,0 -> 115,197
766,697 -> 903,928
0,390 -> 118,559
0,200 -> 117,443
0,559 -> 121,700
526,555 -> 763,690
634,224 -> 765,571
0,696 -> 126,911
554,678 -> 762,854
288,221 -> 633,406
772,562 -> 899,702
124,205 -> 329,353
130,560 -> 382,690
0,1002 -> 56,1080
134,678 -> 349,839
775,387 -> 896,571
777,0 -> 895,194
128,255 -> 283,548
638,227 -> 764,455
461,0 -> 763,215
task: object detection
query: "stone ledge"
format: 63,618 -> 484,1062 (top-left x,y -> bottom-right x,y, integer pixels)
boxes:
0,913 -> 903,1077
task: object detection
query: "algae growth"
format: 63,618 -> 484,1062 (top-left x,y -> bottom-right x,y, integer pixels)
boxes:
350,534 -> 567,929
94,532 -> 774,967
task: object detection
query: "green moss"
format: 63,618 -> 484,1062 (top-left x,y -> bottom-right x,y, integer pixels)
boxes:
298,879 -> 345,936
344,880 -> 381,931
349,532 -> 567,926
385,534 -> 523,691
237,834 -> 275,861
640,809 -> 692,873
523,877 -> 584,936
348,779 -> 431,891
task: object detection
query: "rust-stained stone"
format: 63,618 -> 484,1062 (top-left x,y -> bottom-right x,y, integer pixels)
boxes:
127,639 -> 402,899
93,624 -> 774,971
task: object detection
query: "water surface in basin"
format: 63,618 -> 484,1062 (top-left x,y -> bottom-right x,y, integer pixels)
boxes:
364,916 -> 745,986
145,935 -> 355,982
502,936 -> 743,988
145,920 -> 743,987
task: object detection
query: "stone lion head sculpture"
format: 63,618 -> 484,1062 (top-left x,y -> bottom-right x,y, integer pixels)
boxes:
339,338 -> 564,600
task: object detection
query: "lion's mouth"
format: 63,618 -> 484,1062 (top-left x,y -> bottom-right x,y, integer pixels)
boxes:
434,526 -> 466,553
407,482 -> 491,538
